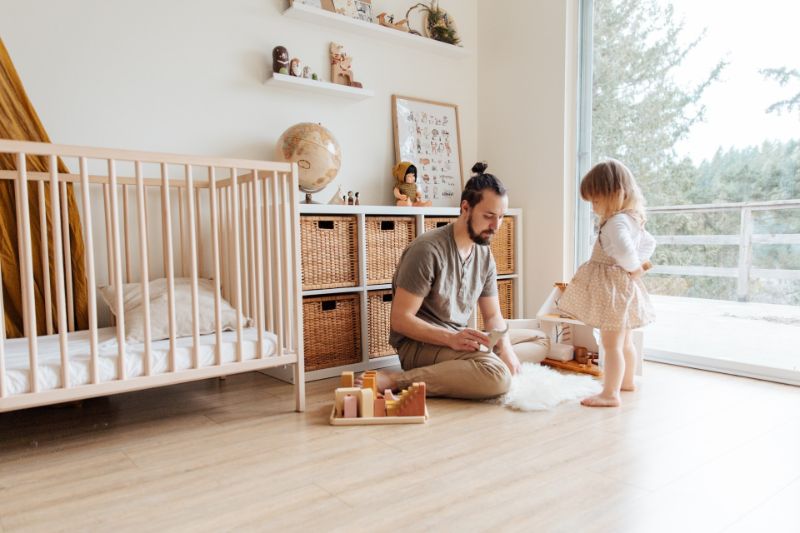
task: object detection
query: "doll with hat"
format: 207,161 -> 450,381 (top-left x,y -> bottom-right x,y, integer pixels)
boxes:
393,161 -> 431,207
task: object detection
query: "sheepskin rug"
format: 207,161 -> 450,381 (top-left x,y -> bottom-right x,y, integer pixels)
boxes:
500,363 -> 602,411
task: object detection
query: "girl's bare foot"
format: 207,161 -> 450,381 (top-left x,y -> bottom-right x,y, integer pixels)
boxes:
620,380 -> 636,392
355,370 -> 401,392
581,394 -> 621,407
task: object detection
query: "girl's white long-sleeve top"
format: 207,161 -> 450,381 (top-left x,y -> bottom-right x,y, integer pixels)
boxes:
598,212 -> 656,272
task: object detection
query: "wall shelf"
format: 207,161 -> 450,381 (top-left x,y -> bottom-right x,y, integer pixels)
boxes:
266,72 -> 374,100
284,3 -> 470,58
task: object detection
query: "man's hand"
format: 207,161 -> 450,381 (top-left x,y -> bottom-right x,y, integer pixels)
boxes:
495,338 -> 521,375
448,328 -> 490,352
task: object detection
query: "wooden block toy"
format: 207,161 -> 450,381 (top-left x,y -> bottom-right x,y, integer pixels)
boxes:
361,388 -> 374,418
334,387 -> 362,417
397,383 -> 426,417
340,371 -> 354,388
373,398 -> 386,417
331,372 -> 428,425
362,375 -> 377,395
343,394 -> 358,418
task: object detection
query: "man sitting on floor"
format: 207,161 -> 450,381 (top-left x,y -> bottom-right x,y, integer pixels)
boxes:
372,162 -> 522,400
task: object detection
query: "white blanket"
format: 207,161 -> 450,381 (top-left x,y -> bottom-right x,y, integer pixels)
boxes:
1,327 -> 278,396
500,363 -> 602,411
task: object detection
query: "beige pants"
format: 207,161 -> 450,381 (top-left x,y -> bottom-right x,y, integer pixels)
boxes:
395,340 -> 512,400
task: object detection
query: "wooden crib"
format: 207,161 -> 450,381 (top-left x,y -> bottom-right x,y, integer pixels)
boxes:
0,139 -> 304,413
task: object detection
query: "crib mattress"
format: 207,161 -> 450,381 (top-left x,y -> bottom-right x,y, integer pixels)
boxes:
1,327 -> 278,396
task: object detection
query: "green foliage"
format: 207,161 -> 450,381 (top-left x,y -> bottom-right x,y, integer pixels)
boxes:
761,67 -> 800,117
592,0 -> 800,305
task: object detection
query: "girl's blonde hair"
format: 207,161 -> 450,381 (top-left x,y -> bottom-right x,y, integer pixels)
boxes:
580,159 -> 646,223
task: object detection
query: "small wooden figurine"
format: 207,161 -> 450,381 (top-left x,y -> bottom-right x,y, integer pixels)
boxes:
289,57 -> 303,77
347,190 -> 354,205
272,45 -> 289,73
393,162 -> 431,207
376,12 -> 409,32
302,65 -> 312,78
354,192 -> 360,205
330,42 -> 363,88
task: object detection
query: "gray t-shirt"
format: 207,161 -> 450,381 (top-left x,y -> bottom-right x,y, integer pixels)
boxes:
389,223 -> 497,349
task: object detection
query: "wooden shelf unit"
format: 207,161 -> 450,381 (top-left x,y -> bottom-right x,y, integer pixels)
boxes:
264,204 -> 523,383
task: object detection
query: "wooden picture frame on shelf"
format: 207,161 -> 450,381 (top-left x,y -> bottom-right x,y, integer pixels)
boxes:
391,95 -> 464,207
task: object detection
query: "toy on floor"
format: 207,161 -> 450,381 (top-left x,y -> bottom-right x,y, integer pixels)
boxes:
330,371 -> 428,425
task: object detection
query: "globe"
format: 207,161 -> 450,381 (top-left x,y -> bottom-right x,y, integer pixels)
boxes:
274,122 -> 342,196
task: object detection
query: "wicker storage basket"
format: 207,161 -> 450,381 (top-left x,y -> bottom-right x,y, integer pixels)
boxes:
491,217 -> 515,275
423,216 -> 457,232
367,289 -> 394,358
366,216 -> 416,285
300,215 -> 358,290
477,278 -> 514,330
303,293 -> 362,371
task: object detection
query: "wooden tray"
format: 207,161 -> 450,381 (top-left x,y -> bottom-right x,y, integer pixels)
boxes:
329,405 -> 428,426
541,358 -> 602,377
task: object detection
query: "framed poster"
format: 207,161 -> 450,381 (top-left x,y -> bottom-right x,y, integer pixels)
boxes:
392,95 -> 464,207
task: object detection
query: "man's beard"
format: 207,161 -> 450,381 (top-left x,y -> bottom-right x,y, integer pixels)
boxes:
467,212 -> 494,246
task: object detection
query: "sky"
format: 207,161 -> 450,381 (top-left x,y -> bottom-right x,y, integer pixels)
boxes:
666,0 -> 800,164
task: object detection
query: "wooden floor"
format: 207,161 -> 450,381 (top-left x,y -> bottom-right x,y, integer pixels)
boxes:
1,362 -> 799,532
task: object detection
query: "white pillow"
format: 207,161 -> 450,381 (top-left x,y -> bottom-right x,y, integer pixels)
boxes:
100,277 -> 251,343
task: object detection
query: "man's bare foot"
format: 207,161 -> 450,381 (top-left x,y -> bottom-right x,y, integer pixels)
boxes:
581,394 -> 621,407
354,370 -> 401,392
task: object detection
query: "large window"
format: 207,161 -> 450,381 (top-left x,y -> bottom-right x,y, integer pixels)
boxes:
578,0 -> 800,384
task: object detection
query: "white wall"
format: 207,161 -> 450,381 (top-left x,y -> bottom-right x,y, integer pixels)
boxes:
1,0 -> 478,206
477,0 -> 579,315
3,0 -> 579,318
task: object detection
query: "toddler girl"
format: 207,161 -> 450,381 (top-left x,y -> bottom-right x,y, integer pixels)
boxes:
558,160 -> 656,407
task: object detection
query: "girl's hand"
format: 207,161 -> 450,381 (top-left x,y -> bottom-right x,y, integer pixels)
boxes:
629,267 -> 644,279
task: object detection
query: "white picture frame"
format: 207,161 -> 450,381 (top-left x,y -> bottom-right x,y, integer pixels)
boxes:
392,95 -> 464,207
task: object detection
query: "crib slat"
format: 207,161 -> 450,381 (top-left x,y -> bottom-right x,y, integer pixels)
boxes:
289,164 -> 304,410
103,184 -> 115,290
178,184 -> 186,278
135,162 -> 152,375
262,174 -> 274,334
60,181 -> 75,332
251,175 -> 264,358
0,230 -> 7,398
239,182 -> 249,319
195,189 -> 203,279
231,168 -> 243,362
185,164 -> 200,369
246,179 -> 257,323
208,167 -> 223,365
280,173 -> 293,352
17,154 -> 40,391
14,175 -> 29,339
224,186 -> 232,302
38,181 -> 53,335
161,163 -> 177,370
122,185 -> 132,283
50,155 -> 69,389
270,173 -> 284,358
108,160 -> 126,380
79,157 -> 99,384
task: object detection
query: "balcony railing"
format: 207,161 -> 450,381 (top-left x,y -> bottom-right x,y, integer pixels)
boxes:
648,199 -> 800,301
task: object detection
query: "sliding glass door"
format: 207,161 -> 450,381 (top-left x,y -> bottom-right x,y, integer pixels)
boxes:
577,0 -> 800,385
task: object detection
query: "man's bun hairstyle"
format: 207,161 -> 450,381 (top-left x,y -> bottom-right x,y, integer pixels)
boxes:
461,161 -> 507,208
